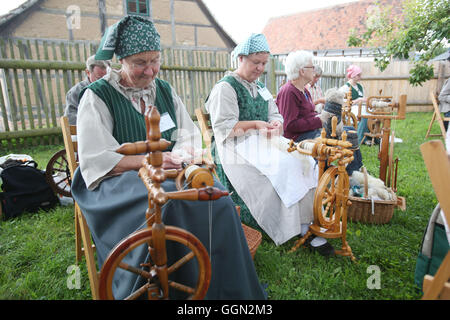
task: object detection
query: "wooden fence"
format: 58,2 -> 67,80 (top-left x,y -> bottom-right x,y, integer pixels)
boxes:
0,37 -> 447,148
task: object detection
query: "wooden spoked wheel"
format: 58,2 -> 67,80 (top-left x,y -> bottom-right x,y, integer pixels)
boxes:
45,149 -> 71,197
313,166 -> 348,230
99,226 -> 211,300
342,111 -> 357,129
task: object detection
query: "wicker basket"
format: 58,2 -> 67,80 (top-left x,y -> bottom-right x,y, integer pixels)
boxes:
347,168 -> 397,224
241,223 -> 262,259
236,206 -> 262,259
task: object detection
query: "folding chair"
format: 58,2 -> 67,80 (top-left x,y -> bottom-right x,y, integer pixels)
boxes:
60,116 -> 99,299
425,91 -> 450,139
420,140 -> 450,299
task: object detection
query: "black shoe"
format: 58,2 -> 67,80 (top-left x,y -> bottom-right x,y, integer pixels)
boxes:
304,235 -> 335,257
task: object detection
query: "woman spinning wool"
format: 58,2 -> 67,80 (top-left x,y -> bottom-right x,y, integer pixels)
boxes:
206,34 -> 334,255
70,16 -> 265,300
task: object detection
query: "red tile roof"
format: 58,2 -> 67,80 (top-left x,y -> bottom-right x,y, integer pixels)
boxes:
262,0 -> 403,54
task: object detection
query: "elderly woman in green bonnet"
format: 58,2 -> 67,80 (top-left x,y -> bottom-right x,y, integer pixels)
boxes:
205,34 -> 334,256
71,16 -> 266,300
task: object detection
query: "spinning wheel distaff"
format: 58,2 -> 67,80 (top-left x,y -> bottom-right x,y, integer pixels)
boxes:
288,119 -> 356,261
98,107 -> 229,300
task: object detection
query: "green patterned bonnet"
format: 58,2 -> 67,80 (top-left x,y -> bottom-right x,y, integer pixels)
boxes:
95,15 -> 161,60
231,33 -> 270,60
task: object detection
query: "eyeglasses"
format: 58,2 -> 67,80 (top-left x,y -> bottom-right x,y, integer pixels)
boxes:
130,58 -> 161,71
303,66 -> 315,69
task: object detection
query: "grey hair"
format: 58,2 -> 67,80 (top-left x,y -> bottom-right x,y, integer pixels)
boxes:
313,65 -> 323,76
86,55 -> 111,72
284,50 -> 314,81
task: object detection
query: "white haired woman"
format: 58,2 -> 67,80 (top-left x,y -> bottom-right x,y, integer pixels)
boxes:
276,50 -> 323,142
206,35 -> 334,255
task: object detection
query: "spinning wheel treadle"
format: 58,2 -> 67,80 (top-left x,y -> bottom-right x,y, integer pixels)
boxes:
45,149 -> 72,197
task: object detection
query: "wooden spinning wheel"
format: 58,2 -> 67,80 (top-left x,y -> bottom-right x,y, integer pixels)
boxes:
98,106 -> 228,300
99,226 -> 211,300
313,166 -> 350,232
288,122 -> 355,260
45,149 -> 72,197
342,87 -> 358,128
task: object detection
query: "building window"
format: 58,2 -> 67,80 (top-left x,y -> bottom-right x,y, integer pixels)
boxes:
126,0 -> 149,16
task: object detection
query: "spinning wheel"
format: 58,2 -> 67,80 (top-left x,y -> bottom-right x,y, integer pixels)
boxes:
45,149 -> 72,197
99,226 -> 211,300
342,88 -> 358,128
287,123 -> 355,260
98,107 -> 228,300
313,166 -> 350,232
342,110 -> 357,128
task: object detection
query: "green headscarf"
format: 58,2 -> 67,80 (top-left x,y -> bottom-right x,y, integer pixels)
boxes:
231,33 -> 270,61
95,15 -> 161,60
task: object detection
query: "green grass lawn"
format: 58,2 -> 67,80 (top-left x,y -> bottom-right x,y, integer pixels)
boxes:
0,112 -> 443,300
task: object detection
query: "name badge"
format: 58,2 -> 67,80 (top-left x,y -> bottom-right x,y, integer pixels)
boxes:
159,112 -> 176,132
258,87 -> 273,101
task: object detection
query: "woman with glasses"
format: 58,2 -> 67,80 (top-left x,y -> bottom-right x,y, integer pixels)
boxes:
276,50 -> 323,143
71,16 -> 266,300
206,35 -> 334,256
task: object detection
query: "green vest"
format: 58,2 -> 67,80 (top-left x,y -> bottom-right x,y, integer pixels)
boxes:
345,82 -> 364,101
219,75 -> 269,122
82,78 -> 177,150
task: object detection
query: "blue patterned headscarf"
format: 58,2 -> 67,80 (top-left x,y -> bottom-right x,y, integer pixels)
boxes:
95,15 -> 161,60
231,33 -> 270,60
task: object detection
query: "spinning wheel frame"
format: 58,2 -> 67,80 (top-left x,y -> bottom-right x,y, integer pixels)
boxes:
45,149 -> 72,197
99,226 -> 211,300
97,107 -> 228,300
313,166 -> 349,233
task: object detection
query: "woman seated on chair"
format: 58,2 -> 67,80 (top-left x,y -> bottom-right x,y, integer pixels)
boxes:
205,34 -> 334,256
70,16 -> 265,300
276,50 -> 323,143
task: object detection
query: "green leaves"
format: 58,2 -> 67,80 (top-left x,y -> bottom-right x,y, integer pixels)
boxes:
348,0 -> 450,86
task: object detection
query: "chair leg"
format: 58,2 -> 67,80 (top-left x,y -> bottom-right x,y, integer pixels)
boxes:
76,203 -> 99,300
425,112 -> 436,138
75,210 -> 83,264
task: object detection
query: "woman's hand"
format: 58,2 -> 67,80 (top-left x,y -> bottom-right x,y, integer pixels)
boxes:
162,152 -> 183,169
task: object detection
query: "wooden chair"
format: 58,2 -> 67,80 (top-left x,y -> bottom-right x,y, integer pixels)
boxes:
425,91 -> 450,139
194,107 -> 214,163
420,140 -> 450,299
60,116 -> 99,299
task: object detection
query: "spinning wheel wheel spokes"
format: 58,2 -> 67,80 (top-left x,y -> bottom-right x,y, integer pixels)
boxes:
99,226 -> 211,300
45,149 -> 72,197
314,166 -> 343,229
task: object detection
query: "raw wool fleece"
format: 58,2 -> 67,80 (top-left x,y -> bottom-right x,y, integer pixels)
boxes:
350,170 -> 393,201
320,88 -> 345,137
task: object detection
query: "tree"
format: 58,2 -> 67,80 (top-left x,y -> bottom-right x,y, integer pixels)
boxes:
347,0 -> 450,86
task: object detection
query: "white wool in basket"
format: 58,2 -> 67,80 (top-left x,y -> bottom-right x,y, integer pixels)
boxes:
351,170 -> 393,201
